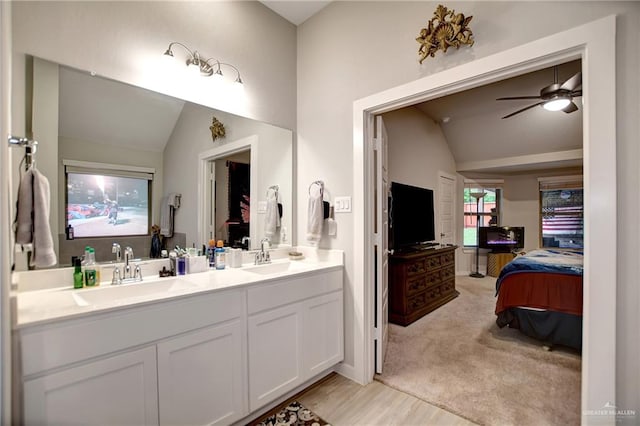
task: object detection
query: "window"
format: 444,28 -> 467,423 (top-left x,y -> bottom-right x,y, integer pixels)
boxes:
463,180 -> 503,247
64,160 -> 154,238
539,176 -> 583,249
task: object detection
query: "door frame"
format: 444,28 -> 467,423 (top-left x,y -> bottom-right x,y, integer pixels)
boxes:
197,135 -> 258,250
352,16 -> 616,420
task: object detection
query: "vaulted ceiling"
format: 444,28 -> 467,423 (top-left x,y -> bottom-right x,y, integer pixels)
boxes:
414,60 -> 583,174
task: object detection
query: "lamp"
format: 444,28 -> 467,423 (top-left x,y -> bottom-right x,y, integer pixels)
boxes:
469,191 -> 486,278
163,42 -> 243,84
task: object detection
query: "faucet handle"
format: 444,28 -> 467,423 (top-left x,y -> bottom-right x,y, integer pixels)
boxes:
112,243 -> 122,262
111,267 -> 122,285
134,264 -> 142,281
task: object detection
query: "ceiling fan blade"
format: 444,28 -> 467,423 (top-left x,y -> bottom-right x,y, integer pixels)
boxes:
501,101 -> 545,119
562,101 -> 579,114
496,95 -> 542,101
571,90 -> 582,97
560,71 -> 582,91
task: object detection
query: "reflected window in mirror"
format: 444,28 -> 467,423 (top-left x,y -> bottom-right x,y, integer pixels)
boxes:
64,161 -> 153,238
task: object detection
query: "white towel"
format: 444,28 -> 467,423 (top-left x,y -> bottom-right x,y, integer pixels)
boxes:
265,189 -> 280,237
160,196 -> 173,237
168,192 -> 181,208
15,169 -> 57,268
306,184 -> 324,242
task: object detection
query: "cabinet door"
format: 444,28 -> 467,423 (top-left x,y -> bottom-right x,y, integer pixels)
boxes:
23,346 -> 158,426
248,303 -> 302,411
302,291 -> 344,378
157,320 -> 247,425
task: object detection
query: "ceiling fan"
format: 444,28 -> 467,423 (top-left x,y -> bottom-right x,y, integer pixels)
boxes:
497,67 -> 582,119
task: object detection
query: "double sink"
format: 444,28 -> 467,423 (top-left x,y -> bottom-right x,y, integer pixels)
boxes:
63,259 -> 311,308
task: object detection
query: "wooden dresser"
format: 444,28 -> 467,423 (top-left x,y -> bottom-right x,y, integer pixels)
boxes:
389,246 -> 458,326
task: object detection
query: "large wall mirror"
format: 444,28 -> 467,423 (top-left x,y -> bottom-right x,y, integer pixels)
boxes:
15,56 -> 293,268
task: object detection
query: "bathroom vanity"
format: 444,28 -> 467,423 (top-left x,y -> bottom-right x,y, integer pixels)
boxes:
12,249 -> 343,425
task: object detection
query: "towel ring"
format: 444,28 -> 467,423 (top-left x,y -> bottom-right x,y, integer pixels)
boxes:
309,180 -> 324,195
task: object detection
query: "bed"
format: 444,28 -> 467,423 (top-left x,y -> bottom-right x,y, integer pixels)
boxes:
494,249 -> 583,351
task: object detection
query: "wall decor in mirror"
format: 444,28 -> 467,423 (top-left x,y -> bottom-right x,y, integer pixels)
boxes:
12,56 -> 293,269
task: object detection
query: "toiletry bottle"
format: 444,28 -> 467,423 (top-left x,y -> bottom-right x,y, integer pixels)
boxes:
85,248 -> 97,286
215,240 -> 226,270
66,224 -> 74,240
73,258 -> 83,289
81,246 -> 90,286
208,239 -> 216,268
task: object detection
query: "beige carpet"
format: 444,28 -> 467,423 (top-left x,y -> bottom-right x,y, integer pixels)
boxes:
376,275 -> 581,426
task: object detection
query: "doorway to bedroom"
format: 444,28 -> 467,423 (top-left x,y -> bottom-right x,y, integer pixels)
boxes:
374,59 -> 584,425
354,16 -> 616,426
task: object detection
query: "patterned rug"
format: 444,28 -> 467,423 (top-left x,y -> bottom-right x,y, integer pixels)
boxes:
256,401 -> 330,426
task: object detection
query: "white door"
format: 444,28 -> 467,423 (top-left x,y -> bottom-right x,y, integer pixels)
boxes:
23,346 -> 158,425
157,321 -> 247,425
374,115 -> 389,374
438,172 -> 456,245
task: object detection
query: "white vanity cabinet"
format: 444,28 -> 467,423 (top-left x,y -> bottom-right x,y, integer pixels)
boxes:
16,262 -> 344,425
18,288 -> 247,426
23,346 -> 159,425
247,269 -> 343,411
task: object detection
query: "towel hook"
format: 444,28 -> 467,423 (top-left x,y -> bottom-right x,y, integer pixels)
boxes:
8,136 -> 38,171
309,180 -> 324,195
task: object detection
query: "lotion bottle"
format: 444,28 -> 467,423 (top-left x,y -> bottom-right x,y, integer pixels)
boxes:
215,240 -> 226,270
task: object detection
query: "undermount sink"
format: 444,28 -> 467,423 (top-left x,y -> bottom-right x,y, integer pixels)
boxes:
72,278 -> 200,306
242,261 -> 308,276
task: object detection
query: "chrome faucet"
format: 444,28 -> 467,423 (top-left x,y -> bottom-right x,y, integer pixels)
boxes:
123,246 -> 134,277
254,238 -> 271,265
241,236 -> 251,250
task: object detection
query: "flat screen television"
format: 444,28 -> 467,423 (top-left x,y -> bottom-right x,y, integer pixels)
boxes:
389,182 -> 435,251
478,226 -> 525,252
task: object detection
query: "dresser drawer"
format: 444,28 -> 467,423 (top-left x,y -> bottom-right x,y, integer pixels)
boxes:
440,266 -> 455,282
440,251 -> 455,266
405,259 -> 426,276
406,271 -> 440,296
425,255 -> 442,270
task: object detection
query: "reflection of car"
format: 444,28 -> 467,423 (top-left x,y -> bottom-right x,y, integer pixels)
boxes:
67,211 -> 84,220
67,204 -> 101,219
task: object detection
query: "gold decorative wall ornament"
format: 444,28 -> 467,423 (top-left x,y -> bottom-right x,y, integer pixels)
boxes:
416,4 -> 474,63
209,116 -> 226,141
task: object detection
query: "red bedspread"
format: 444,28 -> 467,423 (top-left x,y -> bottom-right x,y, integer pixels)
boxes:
495,272 -> 583,316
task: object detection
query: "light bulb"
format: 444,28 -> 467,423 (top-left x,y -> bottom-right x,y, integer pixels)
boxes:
543,98 -> 571,111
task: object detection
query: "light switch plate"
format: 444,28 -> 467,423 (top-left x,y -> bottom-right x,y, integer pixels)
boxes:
334,196 -> 352,213
257,201 -> 267,213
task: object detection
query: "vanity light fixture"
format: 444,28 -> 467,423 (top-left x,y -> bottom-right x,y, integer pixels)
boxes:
163,42 -> 243,84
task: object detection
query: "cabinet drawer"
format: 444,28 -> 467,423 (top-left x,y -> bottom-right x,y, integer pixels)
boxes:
405,259 -> 426,276
425,255 -> 442,269
406,271 -> 439,296
439,279 -> 455,296
407,281 -> 455,314
440,266 -> 455,282
440,251 -> 455,266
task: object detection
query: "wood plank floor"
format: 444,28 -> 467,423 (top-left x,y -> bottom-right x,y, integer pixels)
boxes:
296,373 -> 476,425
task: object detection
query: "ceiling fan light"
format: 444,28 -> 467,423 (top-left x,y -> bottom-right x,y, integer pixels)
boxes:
543,97 -> 571,111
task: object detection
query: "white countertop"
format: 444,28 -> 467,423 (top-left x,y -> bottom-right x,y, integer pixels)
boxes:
13,248 -> 343,328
